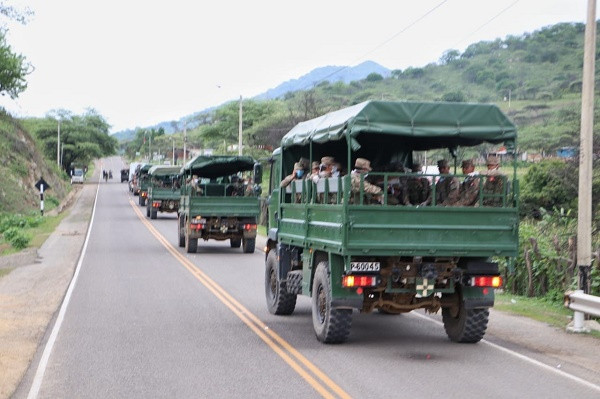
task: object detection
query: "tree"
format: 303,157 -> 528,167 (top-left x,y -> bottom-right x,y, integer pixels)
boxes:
365,73 -> 383,82
439,49 -> 460,65
0,32 -> 29,98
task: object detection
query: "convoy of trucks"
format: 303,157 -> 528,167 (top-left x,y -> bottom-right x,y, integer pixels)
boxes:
146,165 -> 181,219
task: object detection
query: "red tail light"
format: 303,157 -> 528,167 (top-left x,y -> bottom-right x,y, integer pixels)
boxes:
342,275 -> 378,288
152,201 -> 161,208
471,276 -> 502,288
244,224 -> 257,231
142,192 -> 147,198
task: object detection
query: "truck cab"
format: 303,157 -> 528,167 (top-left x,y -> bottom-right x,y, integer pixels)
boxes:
264,100 -> 519,344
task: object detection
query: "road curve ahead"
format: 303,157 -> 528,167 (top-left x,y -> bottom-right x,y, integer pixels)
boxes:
23,157 -> 600,399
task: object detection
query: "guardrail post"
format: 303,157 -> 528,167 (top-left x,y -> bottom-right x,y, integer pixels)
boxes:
565,290 -> 591,333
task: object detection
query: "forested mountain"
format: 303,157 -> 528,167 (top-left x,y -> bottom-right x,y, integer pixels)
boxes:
122,22 -> 600,159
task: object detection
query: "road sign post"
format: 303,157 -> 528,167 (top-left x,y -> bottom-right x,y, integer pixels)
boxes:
35,178 -> 51,216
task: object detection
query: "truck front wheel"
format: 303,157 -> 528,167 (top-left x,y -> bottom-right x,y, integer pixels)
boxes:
242,237 -> 255,253
265,250 -> 296,315
312,262 -> 352,344
442,302 -> 489,343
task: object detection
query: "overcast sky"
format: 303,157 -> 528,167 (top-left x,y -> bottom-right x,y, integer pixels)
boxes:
0,0 -> 596,133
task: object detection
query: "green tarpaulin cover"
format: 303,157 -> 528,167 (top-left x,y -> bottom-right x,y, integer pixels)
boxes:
281,101 -> 517,151
182,155 -> 256,178
148,165 -> 181,176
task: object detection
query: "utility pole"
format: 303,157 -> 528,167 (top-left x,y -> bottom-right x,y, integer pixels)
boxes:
57,120 -> 60,166
149,132 -> 152,162
183,123 -> 187,164
577,0 -> 595,296
172,137 -> 175,165
238,95 -> 243,155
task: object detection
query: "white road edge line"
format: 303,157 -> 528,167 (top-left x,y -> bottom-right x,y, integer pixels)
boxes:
410,311 -> 600,393
27,182 -> 100,399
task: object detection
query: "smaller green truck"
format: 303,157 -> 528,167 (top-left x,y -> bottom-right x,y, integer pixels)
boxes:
146,165 -> 181,219
135,163 -> 152,206
178,155 -> 263,253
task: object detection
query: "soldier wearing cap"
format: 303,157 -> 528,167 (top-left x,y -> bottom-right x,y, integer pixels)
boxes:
482,154 -> 505,206
280,161 -> 307,187
312,156 -> 337,203
350,158 -> 382,204
404,162 -> 431,206
455,159 -> 481,206
422,159 -> 459,206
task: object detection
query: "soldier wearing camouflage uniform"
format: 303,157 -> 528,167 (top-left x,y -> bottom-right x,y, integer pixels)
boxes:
433,159 -> 460,206
404,162 -> 431,206
350,158 -> 382,204
455,159 -> 481,207
482,155 -> 505,206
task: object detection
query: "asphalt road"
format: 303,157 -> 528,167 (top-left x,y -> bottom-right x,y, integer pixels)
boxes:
20,157 -> 600,398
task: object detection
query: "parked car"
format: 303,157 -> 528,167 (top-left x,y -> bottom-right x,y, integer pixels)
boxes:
71,168 -> 85,184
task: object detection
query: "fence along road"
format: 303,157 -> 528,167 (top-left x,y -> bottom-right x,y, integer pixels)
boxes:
25,162 -> 600,398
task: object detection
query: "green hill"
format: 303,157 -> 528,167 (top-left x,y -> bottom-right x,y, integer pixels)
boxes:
131,22 -> 598,159
0,110 -> 69,214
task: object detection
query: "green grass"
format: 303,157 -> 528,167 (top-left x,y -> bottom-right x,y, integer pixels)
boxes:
495,292 -> 600,338
28,212 -> 68,248
0,268 -> 13,278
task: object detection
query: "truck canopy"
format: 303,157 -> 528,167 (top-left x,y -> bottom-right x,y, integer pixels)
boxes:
281,100 -> 516,150
279,100 -> 517,173
148,165 -> 181,177
181,155 -> 256,179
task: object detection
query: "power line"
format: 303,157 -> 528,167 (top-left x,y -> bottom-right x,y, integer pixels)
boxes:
450,0 -> 521,50
303,0 -> 449,90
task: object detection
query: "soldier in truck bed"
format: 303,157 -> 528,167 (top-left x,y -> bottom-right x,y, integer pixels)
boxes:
482,155 -> 505,206
455,159 -> 481,206
404,162 -> 431,206
350,158 -> 382,204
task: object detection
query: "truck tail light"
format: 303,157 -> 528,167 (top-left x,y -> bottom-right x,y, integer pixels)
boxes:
142,192 -> 147,198
471,276 -> 502,288
342,275 -> 378,288
243,224 -> 257,231
190,223 -> 204,231
152,201 -> 161,208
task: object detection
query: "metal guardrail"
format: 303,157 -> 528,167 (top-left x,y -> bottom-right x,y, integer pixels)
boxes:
564,290 -> 600,318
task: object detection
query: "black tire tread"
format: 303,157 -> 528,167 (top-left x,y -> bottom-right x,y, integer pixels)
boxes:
265,251 -> 296,315
442,307 -> 489,343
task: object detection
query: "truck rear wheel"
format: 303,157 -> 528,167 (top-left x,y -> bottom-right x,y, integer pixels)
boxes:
185,230 -> 198,253
442,302 -> 489,343
312,262 -> 352,344
242,237 -> 255,253
150,209 -> 157,219
265,250 -> 296,315
146,205 -> 150,217
230,238 -> 241,248
178,216 -> 185,247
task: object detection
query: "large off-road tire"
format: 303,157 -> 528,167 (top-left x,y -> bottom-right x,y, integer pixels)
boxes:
312,262 -> 352,344
139,195 -> 144,206
242,237 -> 255,253
265,250 -> 296,315
140,196 -> 146,207
442,302 -> 489,343
150,209 -> 157,219
146,204 -> 150,217
185,230 -> 198,253
230,238 -> 242,248
178,216 -> 185,248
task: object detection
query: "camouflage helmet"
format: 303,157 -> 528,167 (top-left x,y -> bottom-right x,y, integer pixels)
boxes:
486,155 -> 500,166
321,156 -> 335,166
461,159 -> 474,168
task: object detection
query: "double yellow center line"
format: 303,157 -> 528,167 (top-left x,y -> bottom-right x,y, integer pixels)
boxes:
129,200 -> 351,399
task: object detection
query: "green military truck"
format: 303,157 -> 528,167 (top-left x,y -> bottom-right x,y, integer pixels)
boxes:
264,101 -> 519,344
178,155 -> 263,254
135,163 -> 152,206
146,165 -> 181,219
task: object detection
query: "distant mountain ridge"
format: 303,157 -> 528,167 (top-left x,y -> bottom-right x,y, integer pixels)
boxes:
111,60 -> 390,140
255,61 -> 391,100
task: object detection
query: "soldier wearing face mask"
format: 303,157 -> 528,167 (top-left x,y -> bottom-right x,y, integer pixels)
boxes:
280,162 -> 306,188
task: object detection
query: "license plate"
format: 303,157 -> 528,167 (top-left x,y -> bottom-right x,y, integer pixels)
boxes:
350,262 -> 380,272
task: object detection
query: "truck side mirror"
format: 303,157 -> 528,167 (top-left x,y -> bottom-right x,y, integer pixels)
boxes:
253,163 -> 263,185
